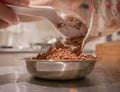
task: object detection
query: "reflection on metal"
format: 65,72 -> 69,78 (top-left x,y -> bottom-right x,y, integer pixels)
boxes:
24,59 -> 96,80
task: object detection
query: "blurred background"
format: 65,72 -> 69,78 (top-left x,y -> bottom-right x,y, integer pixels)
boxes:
0,19 -> 120,66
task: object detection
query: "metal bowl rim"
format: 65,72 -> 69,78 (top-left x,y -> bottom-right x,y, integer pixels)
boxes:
23,58 -> 96,63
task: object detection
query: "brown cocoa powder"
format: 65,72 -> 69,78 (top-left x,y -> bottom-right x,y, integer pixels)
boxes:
33,36 -> 95,61
33,15 -> 95,61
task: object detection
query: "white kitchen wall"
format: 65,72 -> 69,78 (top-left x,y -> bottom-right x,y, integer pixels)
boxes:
0,20 -> 58,66
0,20 -> 58,48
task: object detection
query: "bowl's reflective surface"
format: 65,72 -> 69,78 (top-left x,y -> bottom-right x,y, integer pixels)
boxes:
24,59 -> 96,80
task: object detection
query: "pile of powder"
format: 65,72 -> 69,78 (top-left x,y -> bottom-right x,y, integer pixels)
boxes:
33,36 -> 95,61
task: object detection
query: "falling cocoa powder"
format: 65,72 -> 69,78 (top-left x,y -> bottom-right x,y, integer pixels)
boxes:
56,15 -> 85,31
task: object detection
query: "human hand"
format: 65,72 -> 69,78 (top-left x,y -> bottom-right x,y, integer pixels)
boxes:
30,0 -> 82,10
0,0 -> 29,29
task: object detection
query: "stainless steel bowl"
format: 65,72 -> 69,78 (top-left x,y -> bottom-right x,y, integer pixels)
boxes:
24,59 -> 96,80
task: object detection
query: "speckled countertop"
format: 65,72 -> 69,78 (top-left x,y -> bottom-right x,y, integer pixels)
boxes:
0,60 -> 120,92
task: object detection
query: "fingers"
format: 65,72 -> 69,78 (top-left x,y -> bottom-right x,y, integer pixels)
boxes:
0,20 -> 9,29
0,3 -> 19,26
30,0 -> 51,6
3,0 -> 29,6
30,0 -> 82,10
0,0 -> 29,29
